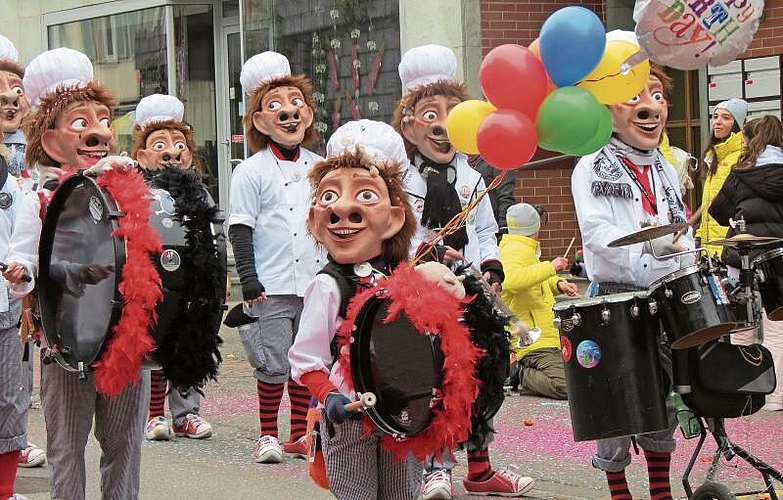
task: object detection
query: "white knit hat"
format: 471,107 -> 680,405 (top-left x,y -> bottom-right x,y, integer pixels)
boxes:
23,48 -> 94,106
135,94 -> 185,130
240,51 -> 291,96
327,119 -> 408,169
506,203 -> 541,236
398,44 -> 457,92
0,35 -> 18,63
715,98 -> 748,126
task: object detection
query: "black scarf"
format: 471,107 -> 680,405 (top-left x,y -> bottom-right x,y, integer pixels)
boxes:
419,156 -> 468,251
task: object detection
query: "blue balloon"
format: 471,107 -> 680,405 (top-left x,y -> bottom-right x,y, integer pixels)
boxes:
539,6 -> 606,88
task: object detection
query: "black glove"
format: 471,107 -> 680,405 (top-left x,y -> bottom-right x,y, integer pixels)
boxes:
325,392 -> 352,424
241,279 -> 266,302
569,262 -> 584,278
480,259 -> 505,286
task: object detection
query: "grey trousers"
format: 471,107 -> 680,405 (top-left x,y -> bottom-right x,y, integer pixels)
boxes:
168,387 -> 200,427
0,325 -> 29,454
41,363 -> 150,500
240,295 -> 303,384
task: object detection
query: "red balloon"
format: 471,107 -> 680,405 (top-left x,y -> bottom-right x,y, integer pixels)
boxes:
477,109 -> 538,170
480,44 -> 548,121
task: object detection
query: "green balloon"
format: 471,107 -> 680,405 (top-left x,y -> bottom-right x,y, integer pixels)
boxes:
566,105 -> 613,156
535,86 -> 603,154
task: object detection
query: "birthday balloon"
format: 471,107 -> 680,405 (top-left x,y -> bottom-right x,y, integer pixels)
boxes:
477,109 -> 538,170
578,39 -> 650,104
445,100 -> 496,155
479,44 -> 548,121
528,39 -> 558,96
535,86 -> 604,154
539,6 -> 607,87
565,104 -> 613,156
633,0 -> 764,70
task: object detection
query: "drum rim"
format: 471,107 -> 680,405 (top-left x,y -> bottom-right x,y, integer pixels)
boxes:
553,290 -> 649,311
648,264 -> 701,293
37,174 -> 125,369
752,246 -> 783,265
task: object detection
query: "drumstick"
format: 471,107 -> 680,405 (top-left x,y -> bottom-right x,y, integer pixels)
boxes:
563,237 -> 576,259
0,262 -> 32,283
344,392 -> 377,412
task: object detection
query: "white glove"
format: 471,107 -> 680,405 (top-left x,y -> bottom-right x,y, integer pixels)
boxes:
84,155 -> 138,177
642,236 -> 681,258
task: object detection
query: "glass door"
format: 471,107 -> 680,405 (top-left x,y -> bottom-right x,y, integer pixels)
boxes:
217,25 -> 246,211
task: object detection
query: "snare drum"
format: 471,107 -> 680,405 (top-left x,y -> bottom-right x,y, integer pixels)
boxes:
649,265 -> 737,349
553,292 -> 668,441
753,247 -> 783,321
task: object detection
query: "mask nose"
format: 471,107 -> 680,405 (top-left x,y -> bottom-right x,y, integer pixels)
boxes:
432,125 -> 446,136
278,107 -> 300,123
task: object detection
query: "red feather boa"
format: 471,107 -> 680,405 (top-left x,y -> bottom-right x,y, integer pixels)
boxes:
336,265 -> 482,461
54,168 -> 163,396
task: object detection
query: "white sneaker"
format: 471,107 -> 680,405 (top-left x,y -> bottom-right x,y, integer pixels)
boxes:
18,443 -> 46,468
421,469 -> 453,500
144,416 -> 172,441
253,435 -> 283,464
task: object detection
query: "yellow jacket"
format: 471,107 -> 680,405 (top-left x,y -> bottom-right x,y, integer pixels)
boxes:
696,131 -> 743,258
499,234 -> 563,360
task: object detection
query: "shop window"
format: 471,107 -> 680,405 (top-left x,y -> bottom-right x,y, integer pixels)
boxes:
243,0 -> 402,153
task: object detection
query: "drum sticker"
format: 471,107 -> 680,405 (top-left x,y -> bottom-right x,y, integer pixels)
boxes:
151,189 -> 176,216
161,217 -> 174,229
560,335 -> 572,362
576,340 -> 601,369
397,409 -> 411,425
680,290 -> 702,305
706,274 -> 730,305
88,196 -> 104,221
0,192 -> 12,209
160,249 -> 181,272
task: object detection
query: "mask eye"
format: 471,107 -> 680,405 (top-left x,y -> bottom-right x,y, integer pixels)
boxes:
71,118 -> 88,131
423,110 -> 438,121
152,141 -> 166,151
626,94 -> 641,104
12,85 -> 23,96
99,118 -> 111,128
319,190 -> 339,204
652,91 -> 665,104
268,101 -> 282,111
292,97 -> 305,107
175,141 -> 187,151
356,189 -> 380,204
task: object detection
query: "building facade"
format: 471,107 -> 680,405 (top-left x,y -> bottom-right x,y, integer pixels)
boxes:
2,0 -> 782,257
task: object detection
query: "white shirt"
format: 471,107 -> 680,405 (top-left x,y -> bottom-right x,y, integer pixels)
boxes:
571,146 -> 695,288
0,173 -> 22,311
228,147 -> 326,296
404,153 -> 499,266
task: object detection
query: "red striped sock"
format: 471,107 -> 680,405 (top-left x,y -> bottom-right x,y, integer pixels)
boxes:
148,369 -> 166,419
257,380 -> 284,438
287,379 -> 310,441
644,450 -> 673,500
606,470 -> 632,500
0,450 -> 20,498
466,448 -> 494,482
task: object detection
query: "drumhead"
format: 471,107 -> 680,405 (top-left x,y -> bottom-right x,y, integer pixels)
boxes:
350,295 -> 444,438
553,291 -> 649,311
648,264 -> 701,293
38,175 -> 124,371
753,246 -> 783,266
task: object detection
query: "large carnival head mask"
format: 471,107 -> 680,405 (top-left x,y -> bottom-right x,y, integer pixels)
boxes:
240,51 -> 315,152
0,35 -> 29,134
393,44 -> 469,164
23,48 -> 117,168
308,119 -> 415,265
131,94 -> 196,171
608,65 -> 671,151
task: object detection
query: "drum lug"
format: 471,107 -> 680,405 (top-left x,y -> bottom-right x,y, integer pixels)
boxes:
600,307 -> 611,323
553,316 -> 562,330
648,300 -> 659,315
571,312 -> 581,327
664,288 -> 673,299
77,362 -> 87,380
107,209 -> 125,219
630,304 -> 640,318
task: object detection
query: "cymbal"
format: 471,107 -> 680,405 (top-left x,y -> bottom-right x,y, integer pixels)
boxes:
608,223 -> 689,248
705,233 -> 783,248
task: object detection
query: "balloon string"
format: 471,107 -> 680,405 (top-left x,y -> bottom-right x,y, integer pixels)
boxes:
410,169 -> 507,267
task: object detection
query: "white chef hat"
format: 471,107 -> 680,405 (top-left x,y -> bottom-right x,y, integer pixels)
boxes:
327,119 -> 409,169
135,94 -> 185,130
398,44 -> 457,92
0,35 -> 19,63
240,51 -> 291,96
23,48 -> 94,106
606,29 -> 640,47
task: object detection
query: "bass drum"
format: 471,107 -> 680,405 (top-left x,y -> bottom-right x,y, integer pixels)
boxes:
38,175 -> 125,375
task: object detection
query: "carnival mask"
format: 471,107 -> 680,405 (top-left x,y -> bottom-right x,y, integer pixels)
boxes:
309,167 -> 405,264
41,100 -> 115,167
609,75 -> 668,151
401,95 -> 462,164
252,85 -> 313,149
0,69 -> 29,134
136,129 -> 193,170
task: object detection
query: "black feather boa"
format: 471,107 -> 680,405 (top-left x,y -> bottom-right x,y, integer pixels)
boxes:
146,167 -> 225,393
456,264 -> 510,448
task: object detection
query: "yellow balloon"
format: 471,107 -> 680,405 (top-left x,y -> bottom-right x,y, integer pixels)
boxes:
577,40 -> 651,105
445,100 -> 497,154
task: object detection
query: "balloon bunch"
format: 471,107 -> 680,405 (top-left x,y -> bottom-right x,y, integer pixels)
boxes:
446,6 -> 651,170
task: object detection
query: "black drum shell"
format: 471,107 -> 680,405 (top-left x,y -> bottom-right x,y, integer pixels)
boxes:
753,248 -> 783,321
649,265 -> 737,349
554,293 -> 668,442
350,295 -> 444,438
